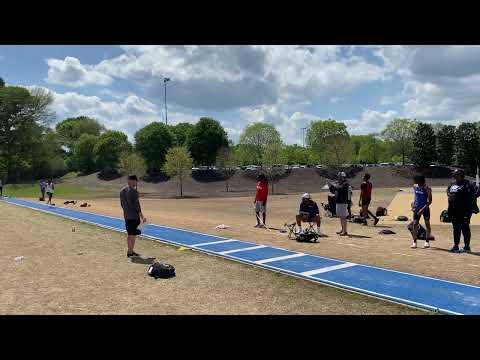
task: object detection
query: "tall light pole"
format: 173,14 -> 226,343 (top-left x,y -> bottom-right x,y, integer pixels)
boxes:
163,77 -> 170,125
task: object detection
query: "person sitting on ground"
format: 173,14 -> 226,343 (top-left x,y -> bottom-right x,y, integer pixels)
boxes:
296,193 -> 321,234
447,169 -> 479,253
254,174 -> 269,228
45,179 -> 54,205
359,173 -> 379,226
120,175 -> 147,258
410,174 -> 433,249
329,172 -> 350,236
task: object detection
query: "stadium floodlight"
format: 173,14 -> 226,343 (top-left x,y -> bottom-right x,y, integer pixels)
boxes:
164,77 -> 171,125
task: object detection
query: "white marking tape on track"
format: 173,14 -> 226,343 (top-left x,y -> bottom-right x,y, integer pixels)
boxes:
192,239 -> 237,247
218,245 -> 266,255
300,262 -> 357,277
254,252 -> 306,264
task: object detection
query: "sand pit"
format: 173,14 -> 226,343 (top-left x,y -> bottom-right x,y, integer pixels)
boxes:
383,187 -> 480,226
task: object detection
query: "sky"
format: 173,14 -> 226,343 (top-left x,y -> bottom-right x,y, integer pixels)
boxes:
2,45 -> 480,144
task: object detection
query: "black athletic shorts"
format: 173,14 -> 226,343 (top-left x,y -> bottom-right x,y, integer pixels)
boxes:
361,199 -> 371,206
125,218 -> 141,235
413,207 -> 430,221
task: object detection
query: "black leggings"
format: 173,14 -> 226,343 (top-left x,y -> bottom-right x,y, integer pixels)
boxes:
451,213 -> 472,247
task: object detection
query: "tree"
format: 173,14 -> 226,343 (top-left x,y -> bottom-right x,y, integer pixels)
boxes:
238,123 -> 282,165
262,141 -> 286,195
216,146 -> 237,192
456,123 -> 480,175
0,85 -> 53,182
119,152 -> 147,178
436,125 -> 456,166
56,116 -> 105,152
381,118 -> 417,165
411,122 -> 436,168
187,117 -> 229,166
0,77 -> 5,88
135,122 -> 174,173
306,119 -> 352,166
72,134 -> 98,174
164,146 -> 193,198
169,122 -> 195,146
93,130 -> 132,173
281,144 -> 312,165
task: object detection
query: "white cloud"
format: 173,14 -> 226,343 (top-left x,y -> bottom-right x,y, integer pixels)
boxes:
92,45 -> 388,111
46,56 -> 113,87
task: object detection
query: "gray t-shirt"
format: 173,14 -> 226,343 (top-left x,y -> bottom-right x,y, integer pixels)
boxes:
120,186 -> 142,220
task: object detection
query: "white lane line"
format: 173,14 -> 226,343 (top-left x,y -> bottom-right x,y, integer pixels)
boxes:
255,252 -> 306,264
192,239 -> 237,247
301,262 -> 357,277
218,245 -> 266,255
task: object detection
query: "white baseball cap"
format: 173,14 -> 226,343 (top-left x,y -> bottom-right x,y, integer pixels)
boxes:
302,193 -> 311,199
338,172 -> 346,178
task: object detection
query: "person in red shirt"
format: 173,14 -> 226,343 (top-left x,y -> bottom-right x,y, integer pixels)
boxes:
254,174 -> 269,228
359,173 -> 379,226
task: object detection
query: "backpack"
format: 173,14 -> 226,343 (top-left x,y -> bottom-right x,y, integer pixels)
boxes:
440,210 -> 450,223
147,262 -> 176,279
295,232 -> 319,243
376,207 -> 388,217
396,215 -> 408,221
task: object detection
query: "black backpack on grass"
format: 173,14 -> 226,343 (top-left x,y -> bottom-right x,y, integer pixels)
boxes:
147,262 -> 176,279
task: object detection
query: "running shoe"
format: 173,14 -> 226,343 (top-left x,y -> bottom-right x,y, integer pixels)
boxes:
127,251 -> 140,258
463,246 -> 471,253
450,245 -> 460,253
410,242 -> 417,249
423,242 -> 430,248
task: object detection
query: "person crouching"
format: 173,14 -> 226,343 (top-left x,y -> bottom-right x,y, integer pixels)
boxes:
296,193 -> 321,234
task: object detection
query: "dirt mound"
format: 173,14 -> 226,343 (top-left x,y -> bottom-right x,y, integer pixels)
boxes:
64,166 -> 465,199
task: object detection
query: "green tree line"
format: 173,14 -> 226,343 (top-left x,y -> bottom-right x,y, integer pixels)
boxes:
2,77 -> 480,187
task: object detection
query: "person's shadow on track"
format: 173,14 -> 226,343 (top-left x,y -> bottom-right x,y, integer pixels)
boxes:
430,247 -> 480,256
129,256 -> 156,264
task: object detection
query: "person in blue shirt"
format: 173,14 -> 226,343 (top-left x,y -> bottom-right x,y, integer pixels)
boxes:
410,175 -> 433,249
296,193 -> 321,234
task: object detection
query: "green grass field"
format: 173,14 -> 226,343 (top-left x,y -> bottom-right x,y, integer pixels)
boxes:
3,183 -> 92,198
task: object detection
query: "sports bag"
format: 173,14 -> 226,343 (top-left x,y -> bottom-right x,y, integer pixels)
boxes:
440,210 -> 450,223
147,262 -> 176,279
295,232 -> 319,243
376,207 -> 388,217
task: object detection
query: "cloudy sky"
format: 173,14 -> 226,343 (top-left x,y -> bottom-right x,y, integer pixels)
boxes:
1,45 -> 480,144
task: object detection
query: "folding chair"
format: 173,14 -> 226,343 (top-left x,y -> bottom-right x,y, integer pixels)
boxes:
284,221 -> 315,240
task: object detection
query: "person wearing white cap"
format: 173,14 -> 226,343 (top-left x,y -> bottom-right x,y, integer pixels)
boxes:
296,192 -> 321,234
328,172 -> 350,236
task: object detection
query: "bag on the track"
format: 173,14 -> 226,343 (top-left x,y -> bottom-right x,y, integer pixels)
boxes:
376,207 -> 388,217
147,262 -> 176,279
407,222 -> 435,241
396,215 -> 408,221
295,231 -> 318,243
440,210 -> 450,223
351,216 -> 365,224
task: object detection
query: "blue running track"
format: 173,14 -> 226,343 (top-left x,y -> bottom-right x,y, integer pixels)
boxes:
2,196 -> 480,315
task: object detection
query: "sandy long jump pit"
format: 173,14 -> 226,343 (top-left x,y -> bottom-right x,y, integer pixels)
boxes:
382,187 -> 480,226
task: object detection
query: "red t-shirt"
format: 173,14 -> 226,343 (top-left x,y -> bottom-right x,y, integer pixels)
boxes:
360,181 -> 372,202
255,181 -> 268,202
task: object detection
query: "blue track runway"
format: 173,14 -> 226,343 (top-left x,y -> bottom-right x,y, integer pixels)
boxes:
2,196 -> 480,315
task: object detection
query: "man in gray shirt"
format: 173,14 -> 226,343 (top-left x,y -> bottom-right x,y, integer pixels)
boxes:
120,175 -> 147,258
